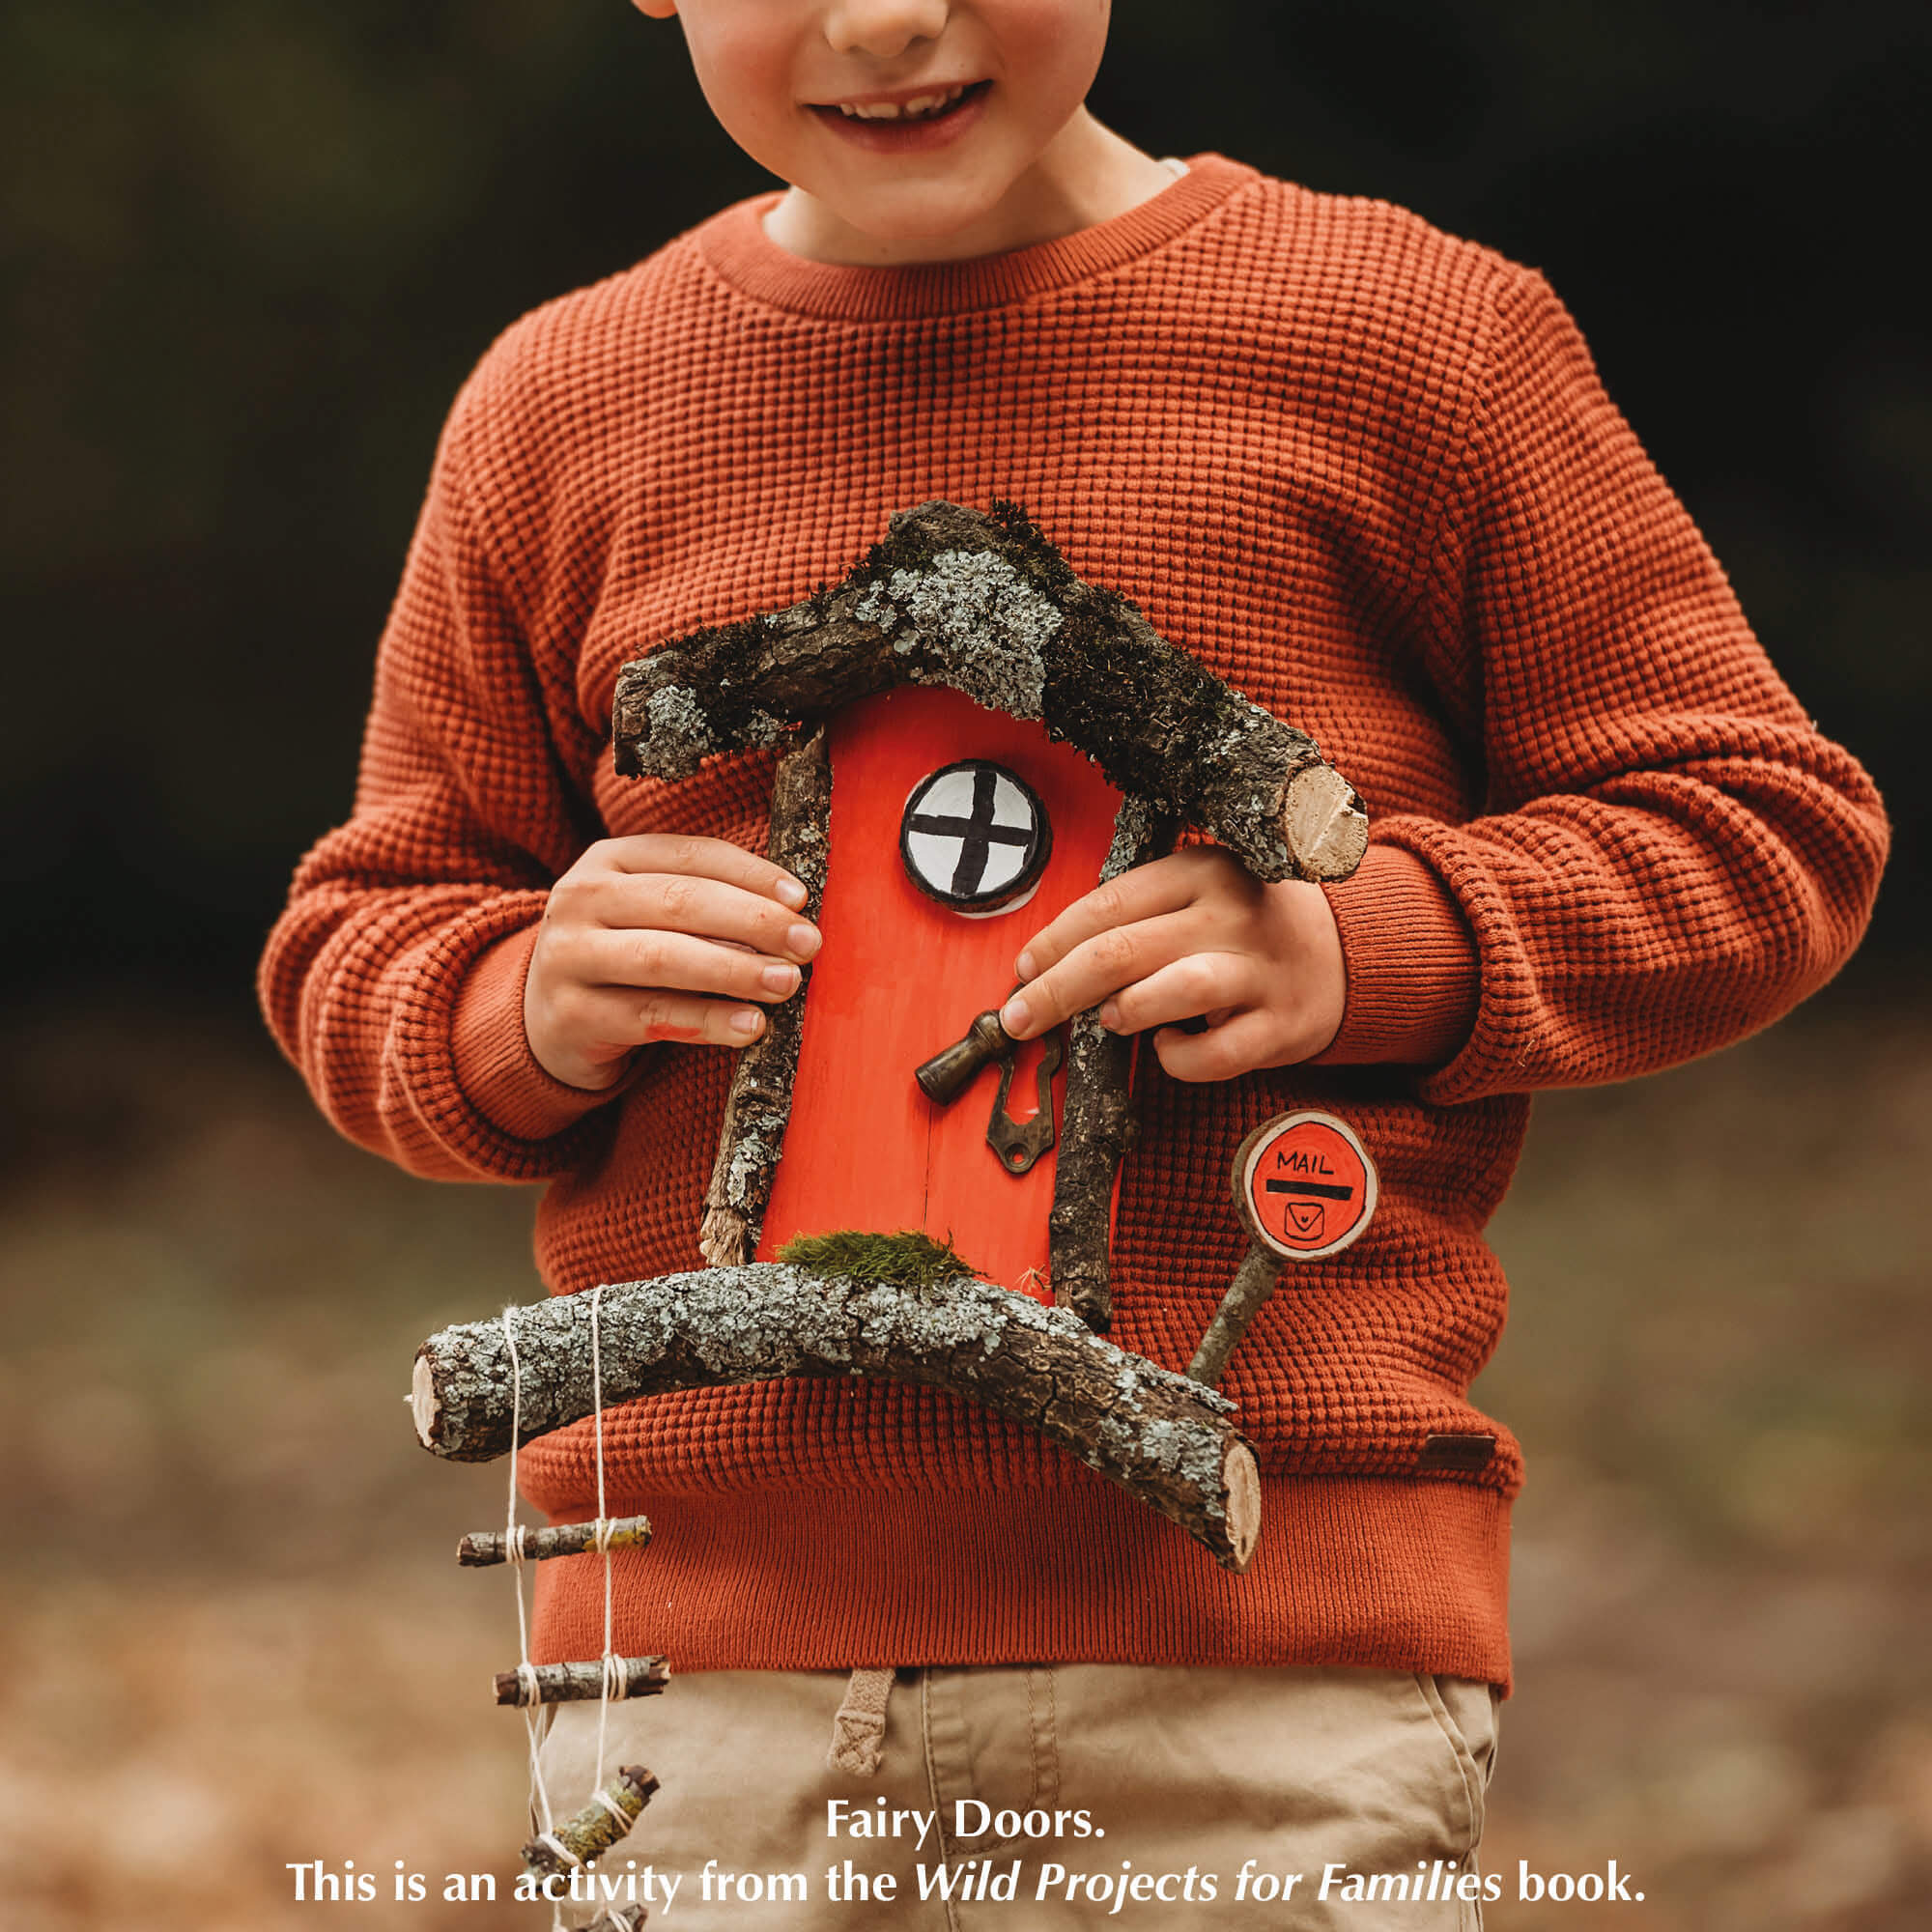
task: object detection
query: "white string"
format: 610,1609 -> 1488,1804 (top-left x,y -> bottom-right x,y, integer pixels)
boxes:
593,1784 -> 636,1829
536,1830 -> 581,1872
502,1309 -> 558,1841
505,1293 -> 625,1926
590,1280 -> 614,1793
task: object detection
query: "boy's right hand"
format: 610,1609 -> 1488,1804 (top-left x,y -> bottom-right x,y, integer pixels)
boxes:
523,835 -> 819,1092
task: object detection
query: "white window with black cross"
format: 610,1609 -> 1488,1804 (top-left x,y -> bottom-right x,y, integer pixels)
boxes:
899,760 -> 1052,916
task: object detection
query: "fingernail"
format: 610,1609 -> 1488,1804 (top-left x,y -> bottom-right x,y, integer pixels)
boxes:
775,877 -> 808,910
787,923 -> 820,959
1015,949 -> 1036,980
761,962 -> 800,995
1099,1001 -> 1121,1031
730,1009 -> 763,1037
1000,995 -> 1031,1037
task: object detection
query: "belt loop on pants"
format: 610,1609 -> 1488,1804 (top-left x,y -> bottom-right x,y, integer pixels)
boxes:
826,1665 -> 897,1776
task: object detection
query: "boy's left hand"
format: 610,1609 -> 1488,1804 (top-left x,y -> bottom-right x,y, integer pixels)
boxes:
999,847 -> 1347,1082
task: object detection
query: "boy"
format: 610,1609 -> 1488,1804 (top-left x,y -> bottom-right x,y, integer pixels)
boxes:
262,0 -> 1887,1923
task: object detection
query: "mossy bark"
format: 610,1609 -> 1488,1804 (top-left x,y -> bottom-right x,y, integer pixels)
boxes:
776,1228 -> 985,1288
414,1265 -> 1262,1571
522,1765 -> 659,1880
612,500 -> 1366,883
697,723 -> 831,1266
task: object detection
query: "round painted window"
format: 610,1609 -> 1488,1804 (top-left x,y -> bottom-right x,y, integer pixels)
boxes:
899,761 -> 1053,914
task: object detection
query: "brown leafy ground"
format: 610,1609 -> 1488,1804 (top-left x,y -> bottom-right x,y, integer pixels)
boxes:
2,990 -> 1926,1929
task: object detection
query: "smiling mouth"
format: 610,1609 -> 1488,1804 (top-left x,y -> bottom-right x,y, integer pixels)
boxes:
810,80 -> 989,124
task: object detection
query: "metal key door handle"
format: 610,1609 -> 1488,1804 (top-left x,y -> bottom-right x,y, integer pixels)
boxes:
914,1007 -> 1064,1175
914,1009 -> 1011,1106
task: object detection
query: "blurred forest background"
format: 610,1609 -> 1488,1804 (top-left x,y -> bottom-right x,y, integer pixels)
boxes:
2,2 -> 1926,1926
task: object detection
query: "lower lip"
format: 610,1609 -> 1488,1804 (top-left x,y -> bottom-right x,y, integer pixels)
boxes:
809,81 -> 991,155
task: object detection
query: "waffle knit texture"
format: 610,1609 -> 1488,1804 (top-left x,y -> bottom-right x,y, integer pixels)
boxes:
261,156 -> 1887,1690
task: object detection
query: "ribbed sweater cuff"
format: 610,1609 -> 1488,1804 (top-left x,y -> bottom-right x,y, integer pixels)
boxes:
1314,844 -> 1481,1067
451,926 -> 631,1142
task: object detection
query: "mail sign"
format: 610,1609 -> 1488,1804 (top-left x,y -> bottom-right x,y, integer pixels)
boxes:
1235,1111 -> 1378,1262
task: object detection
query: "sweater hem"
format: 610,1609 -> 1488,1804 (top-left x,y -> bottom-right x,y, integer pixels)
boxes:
527,1469 -> 1514,1693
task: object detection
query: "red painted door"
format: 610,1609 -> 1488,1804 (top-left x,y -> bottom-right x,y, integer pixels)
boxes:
755,684 -> 1124,1299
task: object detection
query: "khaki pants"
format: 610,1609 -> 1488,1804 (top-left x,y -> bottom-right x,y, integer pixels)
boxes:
536,1664 -> 1499,1929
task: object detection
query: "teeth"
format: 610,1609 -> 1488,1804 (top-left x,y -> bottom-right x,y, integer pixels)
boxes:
836,83 -> 968,121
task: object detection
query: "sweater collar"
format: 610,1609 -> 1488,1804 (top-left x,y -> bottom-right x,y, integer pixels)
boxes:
692,153 -> 1258,321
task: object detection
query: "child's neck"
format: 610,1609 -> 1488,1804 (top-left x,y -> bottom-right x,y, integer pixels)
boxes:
762,110 -> 1181,269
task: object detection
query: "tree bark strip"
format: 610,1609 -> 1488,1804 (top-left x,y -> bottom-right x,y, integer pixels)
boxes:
459,1515 -> 654,1568
494,1657 -> 671,1708
1047,1009 -> 1135,1334
1048,800 -> 1174,1333
1186,1241 -> 1286,1387
414,1265 -> 1261,1572
698,723 -> 831,1266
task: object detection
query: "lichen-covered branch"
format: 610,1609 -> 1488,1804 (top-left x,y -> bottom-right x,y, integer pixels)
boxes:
459,1515 -> 654,1568
1047,800 -> 1175,1333
523,1765 -> 659,1880
1047,1012 -> 1134,1334
413,1265 -> 1261,1571
698,723 -> 831,1265
611,500 -> 1366,883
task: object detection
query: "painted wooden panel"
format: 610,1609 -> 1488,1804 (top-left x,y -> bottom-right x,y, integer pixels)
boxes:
756,684 -> 1124,1299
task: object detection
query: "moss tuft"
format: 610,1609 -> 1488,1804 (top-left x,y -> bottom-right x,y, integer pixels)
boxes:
989,497 -> 1076,595
776,1229 -> 986,1289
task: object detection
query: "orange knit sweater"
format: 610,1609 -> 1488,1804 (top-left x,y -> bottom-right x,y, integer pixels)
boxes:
261,155 -> 1886,1690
